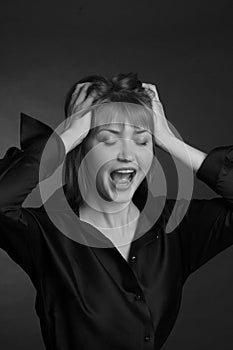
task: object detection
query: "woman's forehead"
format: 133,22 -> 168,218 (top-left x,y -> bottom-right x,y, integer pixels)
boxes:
95,121 -> 150,133
92,101 -> 153,132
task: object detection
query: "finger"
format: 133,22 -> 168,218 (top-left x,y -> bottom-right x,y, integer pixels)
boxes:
142,82 -> 160,101
149,85 -> 160,101
81,94 -> 96,110
79,82 -> 92,95
73,82 -> 93,108
69,83 -> 87,113
70,93 -> 96,119
72,82 -> 91,96
142,82 -> 149,88
74,82 -> 92,99
72,83 -> 88,102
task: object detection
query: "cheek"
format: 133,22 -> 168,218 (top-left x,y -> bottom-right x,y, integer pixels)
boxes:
84,148 -> 113,178
138,148 -> 154,172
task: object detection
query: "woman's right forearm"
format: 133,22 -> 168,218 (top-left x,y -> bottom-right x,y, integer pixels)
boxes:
59,123 -> 89,154
59,129 -> 80,154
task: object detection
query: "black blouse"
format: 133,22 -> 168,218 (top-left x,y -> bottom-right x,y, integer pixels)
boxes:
1,113 -> 233,350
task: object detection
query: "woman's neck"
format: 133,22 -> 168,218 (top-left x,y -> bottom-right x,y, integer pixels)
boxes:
79,200 -> 139,230
79,201 -> 140,247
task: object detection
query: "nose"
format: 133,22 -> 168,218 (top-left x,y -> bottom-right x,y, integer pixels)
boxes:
116,138 -> 135,162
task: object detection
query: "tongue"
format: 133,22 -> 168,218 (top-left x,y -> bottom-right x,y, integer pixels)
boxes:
111,172 -> 131,183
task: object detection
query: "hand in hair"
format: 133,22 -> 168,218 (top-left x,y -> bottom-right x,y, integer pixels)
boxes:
143,82 -> 176,148
60,83 -> 96,154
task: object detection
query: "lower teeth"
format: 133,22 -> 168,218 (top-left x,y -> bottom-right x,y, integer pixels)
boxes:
117,179 -> 130,184
111,176 -> 133,185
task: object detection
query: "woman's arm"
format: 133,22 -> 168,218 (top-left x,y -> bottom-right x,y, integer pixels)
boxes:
157,133 -> 207,172
176,143 -> 233,277
0,83 -> 94,278
158,127 -> 233,276
143,82 -> 207,172
143,83 -> 233,277
159,131 -> 233,278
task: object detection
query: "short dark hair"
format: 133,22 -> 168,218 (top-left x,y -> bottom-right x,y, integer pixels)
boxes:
63,73 -> 157,213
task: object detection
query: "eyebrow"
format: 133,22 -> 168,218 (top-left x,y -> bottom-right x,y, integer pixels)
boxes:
96,128 -> 150,135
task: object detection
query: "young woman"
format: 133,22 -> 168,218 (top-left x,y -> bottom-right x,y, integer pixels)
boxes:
0,73 -> 233,350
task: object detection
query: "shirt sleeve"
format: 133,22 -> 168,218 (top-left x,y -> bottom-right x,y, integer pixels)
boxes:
175,145 -> 233,278
0,113 -> 66,280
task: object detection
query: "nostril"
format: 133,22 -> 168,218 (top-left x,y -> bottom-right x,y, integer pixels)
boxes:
117,151 -> 135,162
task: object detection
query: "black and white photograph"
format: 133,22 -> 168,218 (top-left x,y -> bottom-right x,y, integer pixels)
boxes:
0,1 -> 233,349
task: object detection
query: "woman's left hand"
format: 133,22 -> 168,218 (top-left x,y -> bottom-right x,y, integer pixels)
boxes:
142,83 -> 176,148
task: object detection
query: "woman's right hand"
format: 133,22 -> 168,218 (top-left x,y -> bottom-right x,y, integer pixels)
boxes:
60,83 -> 96,154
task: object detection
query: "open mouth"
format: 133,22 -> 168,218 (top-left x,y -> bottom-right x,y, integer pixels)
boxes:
109,169 -> 137,186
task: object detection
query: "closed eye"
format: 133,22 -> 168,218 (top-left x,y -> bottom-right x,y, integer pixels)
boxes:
102,140 -> 150,146
103,140 -> 117,145
137,141 -> 149,146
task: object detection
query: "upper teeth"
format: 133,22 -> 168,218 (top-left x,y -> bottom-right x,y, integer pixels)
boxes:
114,169 -> 135,173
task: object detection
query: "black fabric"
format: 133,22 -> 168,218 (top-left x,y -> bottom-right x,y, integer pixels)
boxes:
1,114 -> 233,350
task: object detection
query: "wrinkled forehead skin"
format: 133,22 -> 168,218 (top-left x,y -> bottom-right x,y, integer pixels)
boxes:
90,101 -> 154,135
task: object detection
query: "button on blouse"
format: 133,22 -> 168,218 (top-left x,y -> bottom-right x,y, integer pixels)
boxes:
130,255 -> 137,262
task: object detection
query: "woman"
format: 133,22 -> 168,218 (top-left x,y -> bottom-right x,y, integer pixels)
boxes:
0,73 -> 233,350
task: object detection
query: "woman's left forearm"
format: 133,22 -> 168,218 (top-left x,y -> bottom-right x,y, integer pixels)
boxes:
142,82 -> 207,172
159,134 -> 207,172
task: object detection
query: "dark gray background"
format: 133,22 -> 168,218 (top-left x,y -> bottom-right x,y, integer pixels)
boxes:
0,0 -> 233,349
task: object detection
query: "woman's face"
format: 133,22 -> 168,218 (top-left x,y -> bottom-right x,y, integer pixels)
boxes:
80,119 -> 154,205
